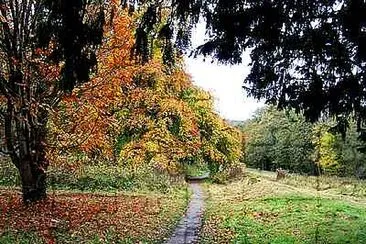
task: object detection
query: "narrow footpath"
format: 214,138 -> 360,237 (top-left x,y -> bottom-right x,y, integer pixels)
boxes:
165,183 -> 205,244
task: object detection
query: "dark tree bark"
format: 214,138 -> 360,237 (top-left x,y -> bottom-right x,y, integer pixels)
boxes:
16,116 -> 49,203
4,71 -> 50,202
0,0 -> 105,203
18,157 -> 47,202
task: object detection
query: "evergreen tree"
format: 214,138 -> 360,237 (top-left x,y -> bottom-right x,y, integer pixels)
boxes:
133,0 -> 366,133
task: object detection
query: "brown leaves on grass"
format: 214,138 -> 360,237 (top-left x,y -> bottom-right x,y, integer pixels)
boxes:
200,214 -> 235,243
251,211 -> 279,222
0,191 -> 184,243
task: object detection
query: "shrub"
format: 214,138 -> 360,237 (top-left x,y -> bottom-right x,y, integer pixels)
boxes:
211,163 -> 246,184
0,159 -> 186,194
47,164 -> 186,193
0,159 -> 20,186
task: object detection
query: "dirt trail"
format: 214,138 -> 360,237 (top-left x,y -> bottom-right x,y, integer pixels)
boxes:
165,183 -> 204,244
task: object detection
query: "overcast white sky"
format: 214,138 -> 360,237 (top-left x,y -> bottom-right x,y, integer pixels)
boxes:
184,24 -> 264,121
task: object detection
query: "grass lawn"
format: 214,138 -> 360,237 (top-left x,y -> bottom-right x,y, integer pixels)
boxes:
200,174 -> 366,244
0,188 -> 188,243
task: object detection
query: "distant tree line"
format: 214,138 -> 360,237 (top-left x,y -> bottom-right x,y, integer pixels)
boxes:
241,106 -> 366,178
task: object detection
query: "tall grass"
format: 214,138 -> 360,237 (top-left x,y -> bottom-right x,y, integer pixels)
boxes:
247,168 -> 366,198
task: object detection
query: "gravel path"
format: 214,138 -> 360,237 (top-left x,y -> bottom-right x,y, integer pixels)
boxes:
165,183 -> 205,244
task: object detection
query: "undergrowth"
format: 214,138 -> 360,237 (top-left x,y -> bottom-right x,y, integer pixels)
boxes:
0,160 -> 186,194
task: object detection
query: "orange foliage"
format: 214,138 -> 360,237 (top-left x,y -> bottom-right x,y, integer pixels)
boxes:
49,8 -> 136,163
49,5 -> 243,175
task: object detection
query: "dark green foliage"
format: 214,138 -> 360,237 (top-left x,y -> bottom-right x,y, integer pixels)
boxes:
0,159 -> 20,186
131,0 -> 366,133
35,0 -> 105,91
243,106 -> 366,178
0,231 -> 43,244
115,131 -> 134,156
243,106 -> 315,174
331,122 -> 366,178
132,0 -> 204,65
47,164 -> 186,193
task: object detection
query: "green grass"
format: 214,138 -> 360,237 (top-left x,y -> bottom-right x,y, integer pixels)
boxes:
0,231 -> 43,244
0,160 -> 19,187
231,196 -> 366,243
200,176 -> 366,243
184,163 -> 210,177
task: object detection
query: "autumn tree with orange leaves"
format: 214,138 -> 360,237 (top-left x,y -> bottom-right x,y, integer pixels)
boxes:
49,9 -> 136,165
50,7 -> 243,177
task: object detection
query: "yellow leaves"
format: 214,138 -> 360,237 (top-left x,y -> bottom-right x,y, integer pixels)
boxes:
114,44 -> 242,174
150,154 -> 181,175
49,8 -> 138,163
169,69 -> 191,91
48,3 -> 243,177
202,144 -> 226,165
145,141 -> 160,153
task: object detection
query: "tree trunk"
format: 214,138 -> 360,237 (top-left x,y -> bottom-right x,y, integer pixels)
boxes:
5,99 -> 49,203
19,117 -> 49,203
19,158 -> 47,203
18,123 -> 49,203
18,120 -> 49,203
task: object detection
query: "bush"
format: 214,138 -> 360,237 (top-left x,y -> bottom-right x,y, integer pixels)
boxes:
0,159 -> 186,194
47,164 -> 186,193
211,163 -> 246,184
0,159 -> 20,186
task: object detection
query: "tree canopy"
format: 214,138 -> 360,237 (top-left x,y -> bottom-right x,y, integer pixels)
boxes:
132,0 -> 366,133
242,106 -> 315,174
242,106 -> 366,178
49,8 -> 243,182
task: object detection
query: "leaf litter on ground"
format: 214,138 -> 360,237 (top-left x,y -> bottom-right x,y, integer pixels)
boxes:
0,189 -> 187,243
